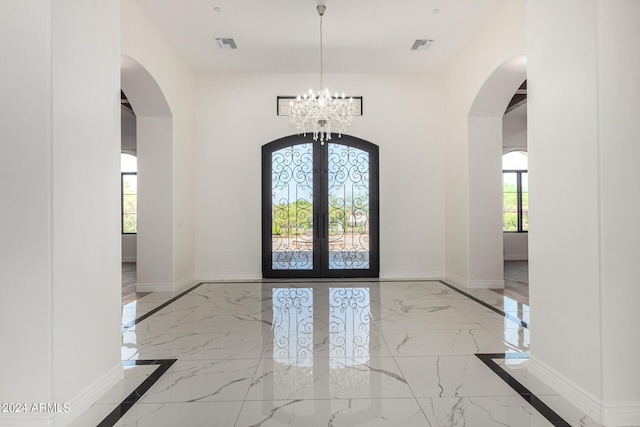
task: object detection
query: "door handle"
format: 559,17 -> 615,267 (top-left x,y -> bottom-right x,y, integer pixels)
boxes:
316,213 -> 320,239
322,213 -> 327,239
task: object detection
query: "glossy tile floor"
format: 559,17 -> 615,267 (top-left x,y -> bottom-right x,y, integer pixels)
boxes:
72,280 -> 601,427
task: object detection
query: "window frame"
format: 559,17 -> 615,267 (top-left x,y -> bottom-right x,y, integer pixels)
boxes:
121,171 -> 137,235
502,168 -> 528,233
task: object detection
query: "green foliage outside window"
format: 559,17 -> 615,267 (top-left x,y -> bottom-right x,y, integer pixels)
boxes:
122,174 -> 137,234
502,174 -> 527,232
272,194 -> 370,237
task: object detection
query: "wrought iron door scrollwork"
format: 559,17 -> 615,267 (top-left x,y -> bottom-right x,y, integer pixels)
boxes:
329,288 -> 371,362
263,134 -> 378,278
271,288 -> 315,399
271,144 -> 314,270
272,288 -> 314,361
327,144 -> 370,269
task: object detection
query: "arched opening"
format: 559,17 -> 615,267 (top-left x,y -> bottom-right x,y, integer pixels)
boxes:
467,55 -> 527,290
120,55 -> 175,292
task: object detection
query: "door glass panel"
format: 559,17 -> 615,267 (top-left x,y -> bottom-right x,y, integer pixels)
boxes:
327,143 -> 370,269
271,144 -> 314,270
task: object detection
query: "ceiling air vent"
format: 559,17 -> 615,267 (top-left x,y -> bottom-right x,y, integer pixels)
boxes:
215,38 -> 238,49
411,39 -> 433,51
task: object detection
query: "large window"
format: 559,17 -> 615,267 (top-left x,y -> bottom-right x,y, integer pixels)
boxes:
502,151 -> 528,232
121,153 -> 137,234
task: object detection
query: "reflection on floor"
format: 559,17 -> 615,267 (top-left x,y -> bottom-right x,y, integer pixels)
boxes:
122,262 -> 137,296
72,280 -> 601,427
494,261 -> 529,306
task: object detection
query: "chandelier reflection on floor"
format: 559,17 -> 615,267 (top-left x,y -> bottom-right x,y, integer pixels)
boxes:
289,4 -> 355,144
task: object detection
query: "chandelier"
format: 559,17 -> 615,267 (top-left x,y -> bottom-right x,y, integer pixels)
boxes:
289,4 -> 355,144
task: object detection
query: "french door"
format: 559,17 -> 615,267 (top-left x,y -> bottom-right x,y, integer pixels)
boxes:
262,134 -> 379,278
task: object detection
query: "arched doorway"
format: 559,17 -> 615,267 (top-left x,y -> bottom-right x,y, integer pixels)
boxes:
262,134 -> 379,278
121,55 -> 175,292
467,55 -> 527,288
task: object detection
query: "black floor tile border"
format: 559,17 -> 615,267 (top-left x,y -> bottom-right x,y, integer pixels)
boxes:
121,282 -> 206,332
97,359 -> 177,427
438,280 -> 529,329
475,353 -> 571,427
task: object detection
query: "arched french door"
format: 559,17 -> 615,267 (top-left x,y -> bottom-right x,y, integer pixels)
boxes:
262,134 -> 379,278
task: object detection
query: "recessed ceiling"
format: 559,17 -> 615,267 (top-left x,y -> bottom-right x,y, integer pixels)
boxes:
134,0 -> 509,73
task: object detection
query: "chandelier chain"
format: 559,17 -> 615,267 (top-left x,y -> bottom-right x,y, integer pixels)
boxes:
319,12 -> 323,90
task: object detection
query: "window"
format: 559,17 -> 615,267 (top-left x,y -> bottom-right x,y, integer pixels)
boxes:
502,151 -> 528,232
121,153 -> 137,234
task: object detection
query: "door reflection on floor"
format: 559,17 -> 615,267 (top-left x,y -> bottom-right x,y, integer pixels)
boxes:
265,284 -> 381,422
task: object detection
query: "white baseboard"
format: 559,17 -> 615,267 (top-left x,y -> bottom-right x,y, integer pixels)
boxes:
0,363 -> 123,427
196,272 -> 446,283
504,254 -> 528,261
445,272 -> 468,288
122,256 -> 137,263
136,274 -> 197,293
196,273 -> 263,282
174,274 -> 196,291
467,279 -> 504,289
136,282 -> 175,292
529,356 -> 640,426
379,270 -> 445,280
444,272 -> 504,289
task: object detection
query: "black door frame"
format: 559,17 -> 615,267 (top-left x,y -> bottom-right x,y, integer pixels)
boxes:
262,134 -> 379,278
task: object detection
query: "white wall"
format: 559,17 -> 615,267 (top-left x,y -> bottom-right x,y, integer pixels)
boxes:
137,117 -> 173,289
121,1 -> 196,290
503,233 -> 528,260
444,1 -> 526,287
122,234 -> 137,262
195,73 -> 446,280
528,0 -> 640,424
0,1 -> 122,425
468,116 -> 506,286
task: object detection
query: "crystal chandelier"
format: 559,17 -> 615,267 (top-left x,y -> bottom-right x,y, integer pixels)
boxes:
289,4 -> 355,144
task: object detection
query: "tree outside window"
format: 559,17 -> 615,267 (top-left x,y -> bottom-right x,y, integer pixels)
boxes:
121,153 -> 137,234
502,151 -> 528,232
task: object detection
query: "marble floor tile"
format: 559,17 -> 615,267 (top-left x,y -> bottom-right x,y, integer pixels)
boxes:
149,313 -> 274,334
418,396 -> 555,427
374,311 -> 486,331
236,398 -> 430,427
114,402 -> 243,426
97,364 -> 158,404
383,328 -> 526,357
246,357 -> 414,401
126,332 -> 268,360
535,395 -> 604,427
139,359 -> 259,403
396,356 -> 519,398
461,310 -> 524,329
263,330 -> 393,360
87,280 -> 601,426
484,326 -> 531,352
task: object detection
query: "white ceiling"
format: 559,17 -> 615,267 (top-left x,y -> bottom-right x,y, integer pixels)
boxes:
135,0 -> 510,74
